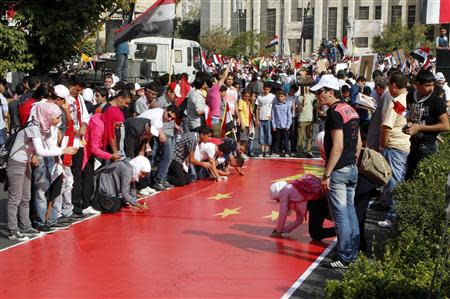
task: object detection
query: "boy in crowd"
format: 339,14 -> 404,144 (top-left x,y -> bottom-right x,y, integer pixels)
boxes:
255,82 -> 275,157
271,90 -> 292,157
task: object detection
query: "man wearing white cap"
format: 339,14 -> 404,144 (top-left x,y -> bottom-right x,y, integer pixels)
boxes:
435,72 -> 450,108
310,74 -> 362,268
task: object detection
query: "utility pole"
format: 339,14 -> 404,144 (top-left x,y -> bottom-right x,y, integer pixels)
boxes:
280,0 -> 285,58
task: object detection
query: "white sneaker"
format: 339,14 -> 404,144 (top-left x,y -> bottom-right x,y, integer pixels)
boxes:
138,187 -> 157,196
82,206 -> 101,215
242,154 -> 249,160
378,219 -> 393,228
270,153 -> 279,158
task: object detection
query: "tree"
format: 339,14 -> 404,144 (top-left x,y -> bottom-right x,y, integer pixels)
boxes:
175,18 -> 200,42
0,23 -> 34,76
199,26 -> 233,54
372,22 -> 434,55
0,0 -> 129,75
225,31 -> 270,58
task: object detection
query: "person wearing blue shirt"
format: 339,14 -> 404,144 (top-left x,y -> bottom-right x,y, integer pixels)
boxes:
436,27 -> 449,49
115,41 -> 129,80
271,90 -> 292,157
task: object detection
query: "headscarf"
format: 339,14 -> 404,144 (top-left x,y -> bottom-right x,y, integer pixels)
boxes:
129,155 -> 151,182
269,181 -> 288,200
34,102 -> 62,134
101,106 -> 124,150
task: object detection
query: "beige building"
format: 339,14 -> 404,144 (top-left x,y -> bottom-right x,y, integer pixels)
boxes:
200,0 -> 426,56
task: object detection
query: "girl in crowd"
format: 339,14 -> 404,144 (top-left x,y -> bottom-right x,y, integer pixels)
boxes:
7,102 -> 77,240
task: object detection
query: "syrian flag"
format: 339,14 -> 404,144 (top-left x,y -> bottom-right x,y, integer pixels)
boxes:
393,100 -> 407,117
266,36 -> 279,48
201,51 -> 211,73
410,47 -> 430,63
213,54 -> 223,66
114,0 -> 175,46
424,0 -> 450,24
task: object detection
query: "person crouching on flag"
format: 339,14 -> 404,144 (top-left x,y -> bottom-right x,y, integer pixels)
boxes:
269,174 -> 327,239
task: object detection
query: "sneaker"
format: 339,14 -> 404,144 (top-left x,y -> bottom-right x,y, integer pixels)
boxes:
21,228 -> 44,238
378,219 -> 393,228
35,225 -> 55,233
305,152 -> 314,158
258,153 -> 264,157
322,258 -> 350,269
242,154 -> 249,160
50,222 -> 71,230
285,153 -> 290,157
137,187 -> 156,195
69,213 -> 85,219
58,216 -> 73,224
270,153 -> 279,158
152,183 -> 167,192
82,206 -> 101,215
8,231 -> 29,241
162,181 -> 175,189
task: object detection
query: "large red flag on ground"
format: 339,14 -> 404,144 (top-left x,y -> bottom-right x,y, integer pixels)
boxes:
114,0 -> 175,46
424,0 -> 450,24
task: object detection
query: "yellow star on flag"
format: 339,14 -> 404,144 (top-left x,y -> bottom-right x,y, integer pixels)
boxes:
273,165 -> 324,182
214,207 -> 241,219
262,211 -> 279,221
208,193 -> 232,201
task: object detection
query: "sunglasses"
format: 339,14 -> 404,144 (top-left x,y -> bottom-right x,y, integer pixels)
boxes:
167,113 -> 176,120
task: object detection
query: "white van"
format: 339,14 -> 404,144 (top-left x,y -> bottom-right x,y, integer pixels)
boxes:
128,37 -> 202,82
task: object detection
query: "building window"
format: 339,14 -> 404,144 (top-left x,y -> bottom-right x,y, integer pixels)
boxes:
408,5 -> 416,27
359,6 -> 369,20
355,37 -> 369,47
328,7 -> 338,39
343,7 -> 348,37
239,10 -> 247,33
297,7 -> 303,22
375,6 -> 382,20
391,5 -> 402,25
267,8 -> 276,38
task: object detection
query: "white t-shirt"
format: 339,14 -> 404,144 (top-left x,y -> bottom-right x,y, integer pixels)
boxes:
137,107 -> 164,136
255,93 -> 275,121
0,94 -> 9,130
194,142 -> 216,161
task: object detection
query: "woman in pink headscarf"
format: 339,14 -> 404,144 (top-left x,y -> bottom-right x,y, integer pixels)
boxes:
7,102 -> 78,241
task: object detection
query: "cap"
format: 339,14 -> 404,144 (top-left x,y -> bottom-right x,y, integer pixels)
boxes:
310,74 -> 340,92
269,181 -> 288,200
168,82 -> 182,97
82,88 -> 94,103
134,83 -> 141,91
54,84 -> 70,99
435,72 -> 446,82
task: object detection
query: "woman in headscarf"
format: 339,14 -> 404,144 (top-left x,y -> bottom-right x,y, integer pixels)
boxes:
7,102 -> 78,241
94,155 -> 150,212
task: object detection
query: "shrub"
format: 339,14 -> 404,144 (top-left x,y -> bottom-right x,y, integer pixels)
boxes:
325,136 -> 450,299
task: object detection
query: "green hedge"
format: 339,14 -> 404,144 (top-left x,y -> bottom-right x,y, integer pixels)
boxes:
325,135 -> 450,299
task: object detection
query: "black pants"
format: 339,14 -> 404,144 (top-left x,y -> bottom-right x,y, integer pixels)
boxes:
71,150 -> 93,214
405,142 -> 437,180
273,128 -> 290,154
307,198 -> 336,241
167,160 -> 192,186
290,117 -> 298,153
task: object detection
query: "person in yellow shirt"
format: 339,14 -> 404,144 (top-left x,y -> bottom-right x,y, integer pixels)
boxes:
237,89 -> 254,157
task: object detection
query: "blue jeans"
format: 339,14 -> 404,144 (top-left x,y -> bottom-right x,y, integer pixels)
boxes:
154,135 -> 174,182
327,164 -> 359,262
381,147 -> 408,208
33,156 -> 58,226
258,120 -> 272,146
116,53 -> 128,80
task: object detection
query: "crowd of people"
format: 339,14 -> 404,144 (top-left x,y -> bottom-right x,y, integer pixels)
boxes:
0,49 -> 449,270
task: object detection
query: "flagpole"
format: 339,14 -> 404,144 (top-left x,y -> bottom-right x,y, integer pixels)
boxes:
169,31 -> 174,82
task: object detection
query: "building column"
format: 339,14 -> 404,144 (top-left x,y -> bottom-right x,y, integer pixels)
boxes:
347,0 -> 356,54
223,0 -> 232,31
253,0 -> 261,34
415,0 -> 422,23
401,0 -> 408,26
381,0 -> 389,26
313,0 -> 324,52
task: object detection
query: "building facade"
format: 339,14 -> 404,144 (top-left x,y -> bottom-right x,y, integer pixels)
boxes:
200,0 -> 429,57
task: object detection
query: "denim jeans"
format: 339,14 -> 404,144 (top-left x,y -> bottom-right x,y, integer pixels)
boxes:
116,53 -> 128,80
327,164 -> 359,262
0,128 -> 7,147
154,135 -> 174,182
258,120 -> 272,146
381,147 -> 408,208
33,156 -> 58,226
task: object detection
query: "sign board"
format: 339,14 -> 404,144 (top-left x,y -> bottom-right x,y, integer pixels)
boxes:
358,54 -> 377,80
317,59 -> 328,73
302,16 -> 314,40
291,54 -> 302,69
393,49 -> 406,68
285,22 -> 302,39
353,20 -> 383,38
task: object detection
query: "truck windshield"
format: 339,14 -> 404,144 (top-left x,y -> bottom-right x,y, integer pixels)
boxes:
193,47 -> 202,70
135,44 -> 157,60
